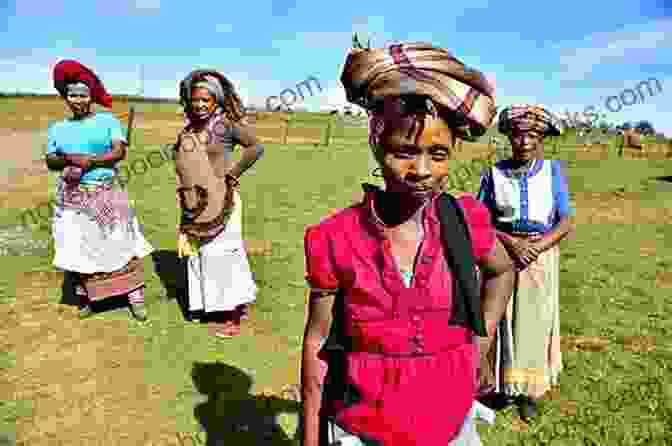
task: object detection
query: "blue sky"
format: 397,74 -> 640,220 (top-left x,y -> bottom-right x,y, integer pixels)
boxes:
1,0 -> 670,134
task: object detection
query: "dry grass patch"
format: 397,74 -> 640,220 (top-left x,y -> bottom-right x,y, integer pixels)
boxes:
558,400 -> 579,417
639,240 -> 660,257
572,191 -> 672,225
561,336 -> 610,352
3,270 -> 187,445
508,417 -> 530,432
655,271 -> 672,288
621,336 -> 656,353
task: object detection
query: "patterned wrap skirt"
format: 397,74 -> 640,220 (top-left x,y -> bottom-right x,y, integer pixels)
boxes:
52,177 -> 154,300
492,245 -> 562,398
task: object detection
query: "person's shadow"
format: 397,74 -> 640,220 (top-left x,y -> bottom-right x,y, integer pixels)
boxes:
59,271 -> 129,313
60,271 -> 80,307
192,362 -> 301,445
151,249 -> 190,319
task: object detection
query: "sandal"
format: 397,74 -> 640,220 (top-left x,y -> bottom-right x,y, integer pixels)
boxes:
79,305 -> 94,319
235,304 -> 249,321
211,320 -> 241,338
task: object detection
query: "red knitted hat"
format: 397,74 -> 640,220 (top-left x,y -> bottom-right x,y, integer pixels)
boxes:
53,59 -> 112,108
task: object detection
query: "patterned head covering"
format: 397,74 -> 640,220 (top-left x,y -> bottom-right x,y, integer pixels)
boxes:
179,69 -> 245,123
53,59 -> 113,108
340,38 -> 497,144
498,104 -> 563,138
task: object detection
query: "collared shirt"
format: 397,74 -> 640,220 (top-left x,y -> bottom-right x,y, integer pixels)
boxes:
477,158 -> 573,234
304,184 -> 496,308
303,184 -> 497,444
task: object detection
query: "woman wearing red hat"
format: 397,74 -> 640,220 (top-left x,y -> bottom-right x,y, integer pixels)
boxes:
45,60 -> 154,321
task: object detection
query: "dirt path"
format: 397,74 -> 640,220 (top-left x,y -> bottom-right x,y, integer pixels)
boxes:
572,190 -> 672,225
0,129 -> 186,445
0,130 -> 51,210
3,271 -> 196,445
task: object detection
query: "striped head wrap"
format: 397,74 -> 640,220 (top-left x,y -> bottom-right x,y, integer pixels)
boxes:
340,38 -> 497,144
498,104 -> 563,138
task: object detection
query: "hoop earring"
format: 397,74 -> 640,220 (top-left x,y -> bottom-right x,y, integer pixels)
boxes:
371,167 -> 384,177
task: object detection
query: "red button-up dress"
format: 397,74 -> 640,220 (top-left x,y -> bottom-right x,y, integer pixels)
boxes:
304,186 -> 496,445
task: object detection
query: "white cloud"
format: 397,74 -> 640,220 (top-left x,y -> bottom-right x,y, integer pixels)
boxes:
555,18 -> 672,81
214,23 -> 233,33
14,0 -> 67,16
12,0 -> 161,16
132,0 -> 161,10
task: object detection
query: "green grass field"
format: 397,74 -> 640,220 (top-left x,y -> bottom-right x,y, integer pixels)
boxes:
1,117 -> 671,444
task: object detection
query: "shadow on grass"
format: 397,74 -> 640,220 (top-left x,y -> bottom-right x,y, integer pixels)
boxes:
59,271 -> 80,307
58,271 -> 129,313
653,175 -> 672,183
192,362 -> 300,445
150,249 -> 189,319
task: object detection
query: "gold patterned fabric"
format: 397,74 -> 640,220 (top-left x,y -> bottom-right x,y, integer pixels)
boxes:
340,40 -> 497,142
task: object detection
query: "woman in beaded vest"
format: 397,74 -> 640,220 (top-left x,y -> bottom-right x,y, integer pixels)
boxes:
477,104 -> 574,420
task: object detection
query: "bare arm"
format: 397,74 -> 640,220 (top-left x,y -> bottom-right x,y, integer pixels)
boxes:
495,230 -> 516,248
175,144 -> 182,227
301,292 -> 336,446
533,217 -> 574,252
87,141 -> 127,169
227,123 -> 265,179
57,141 -> 127,170
478,238 -> 515,336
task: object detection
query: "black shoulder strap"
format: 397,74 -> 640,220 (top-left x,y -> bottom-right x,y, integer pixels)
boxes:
438,193 -> 487,337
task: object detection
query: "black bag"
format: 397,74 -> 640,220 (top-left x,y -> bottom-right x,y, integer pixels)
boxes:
438,193 -> 487,337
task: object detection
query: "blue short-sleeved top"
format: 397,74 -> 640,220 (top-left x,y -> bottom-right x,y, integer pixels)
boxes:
477,158 -> 573,234
47,112 -> 126,184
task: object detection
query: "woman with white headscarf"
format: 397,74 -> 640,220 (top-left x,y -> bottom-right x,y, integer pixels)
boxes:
174,69 -> 264,338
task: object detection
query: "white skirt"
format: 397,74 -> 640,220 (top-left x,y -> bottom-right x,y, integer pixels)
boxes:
187,190 -> 257,312
52,202 -> 154,274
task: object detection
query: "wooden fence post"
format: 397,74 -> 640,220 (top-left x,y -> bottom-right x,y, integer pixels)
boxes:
323,119 -> 333,147
282,114 -> 291,145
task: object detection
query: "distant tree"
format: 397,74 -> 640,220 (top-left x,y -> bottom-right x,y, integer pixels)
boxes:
598,121 -> 610,131
635,120 -> 655,136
